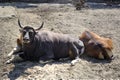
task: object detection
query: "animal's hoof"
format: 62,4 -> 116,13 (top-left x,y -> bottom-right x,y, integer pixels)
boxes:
71,60 -> 76,66
71,58 -> 80,66
70,63 -> 75,66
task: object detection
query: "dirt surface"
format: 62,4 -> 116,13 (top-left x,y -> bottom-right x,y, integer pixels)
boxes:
0,2 -> 120,80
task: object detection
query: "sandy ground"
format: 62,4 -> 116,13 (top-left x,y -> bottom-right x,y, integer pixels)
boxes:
0,2 -> 120,80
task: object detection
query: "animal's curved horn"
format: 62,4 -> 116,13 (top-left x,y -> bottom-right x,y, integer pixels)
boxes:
18,19 -> 23,29
35,22 -> 44,30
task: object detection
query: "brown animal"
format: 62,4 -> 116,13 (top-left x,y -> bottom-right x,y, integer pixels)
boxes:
79,30 -> 114,60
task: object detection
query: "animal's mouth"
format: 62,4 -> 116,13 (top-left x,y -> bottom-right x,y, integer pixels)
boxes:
23,39 -> 30,44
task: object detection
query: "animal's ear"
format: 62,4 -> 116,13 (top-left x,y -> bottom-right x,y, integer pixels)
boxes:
35,22 -> 44,31
19,29 -> 23,33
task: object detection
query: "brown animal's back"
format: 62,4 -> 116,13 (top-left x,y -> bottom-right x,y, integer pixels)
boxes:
79,30 -> 113,59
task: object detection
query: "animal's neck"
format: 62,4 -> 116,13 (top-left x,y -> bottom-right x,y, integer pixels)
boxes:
21,37 -> 40,61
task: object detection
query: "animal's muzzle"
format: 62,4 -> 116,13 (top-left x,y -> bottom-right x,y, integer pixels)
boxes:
105,49 -> 114,60
109,54 -> 115,60
23,32 -> 30,43
23,38 -> 30,43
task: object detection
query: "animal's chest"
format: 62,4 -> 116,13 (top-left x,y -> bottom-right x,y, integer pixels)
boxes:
22,45 -> 44,61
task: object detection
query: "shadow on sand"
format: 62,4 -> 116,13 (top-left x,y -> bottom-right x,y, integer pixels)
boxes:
7,59 -> 71,80
80,54 -> 113,64
7,55 -> 113,80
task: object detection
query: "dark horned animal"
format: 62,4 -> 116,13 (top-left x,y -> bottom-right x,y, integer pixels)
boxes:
6,20 -> 84,65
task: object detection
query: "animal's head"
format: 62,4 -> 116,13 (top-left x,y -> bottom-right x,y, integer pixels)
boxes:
87,38 -> 113,60
18,19 -> 44,44
80,31 -> 114,60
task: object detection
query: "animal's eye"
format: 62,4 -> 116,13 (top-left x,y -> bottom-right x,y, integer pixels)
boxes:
22,30 -> 26,35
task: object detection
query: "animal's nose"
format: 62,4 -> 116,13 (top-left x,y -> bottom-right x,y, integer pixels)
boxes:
23,32 -> 29,40
110,55 -> 115,60
23,37 -> 29,41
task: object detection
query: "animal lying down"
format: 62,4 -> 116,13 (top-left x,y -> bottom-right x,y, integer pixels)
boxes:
6,20 -> 84,66
79,30 -> 114,60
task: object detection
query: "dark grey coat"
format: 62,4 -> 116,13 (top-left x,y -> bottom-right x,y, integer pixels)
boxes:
19,30 -> 84,61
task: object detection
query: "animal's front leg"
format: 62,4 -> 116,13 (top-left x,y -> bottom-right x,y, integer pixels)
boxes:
6,55 -> 15,64
6,52 -> 24,64
7,46 -> 21,57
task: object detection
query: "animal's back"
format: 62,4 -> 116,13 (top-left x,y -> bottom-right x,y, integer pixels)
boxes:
37,30 -> 82,59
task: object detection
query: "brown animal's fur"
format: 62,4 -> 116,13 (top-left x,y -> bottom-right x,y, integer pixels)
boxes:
79,30 -> 113,60
17,34 -> 22,47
